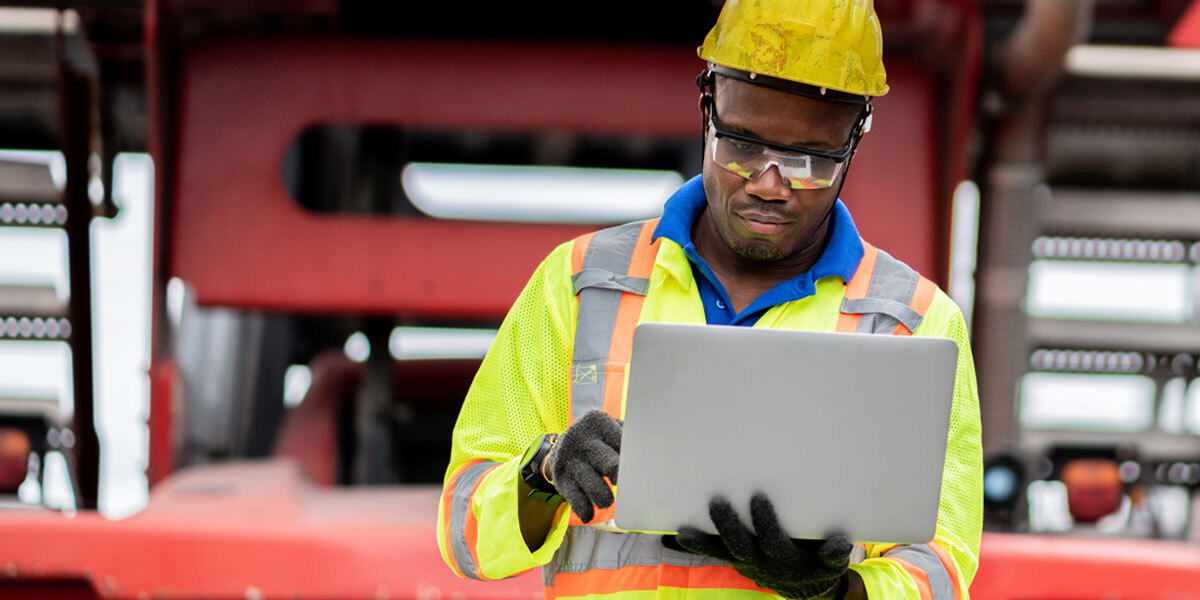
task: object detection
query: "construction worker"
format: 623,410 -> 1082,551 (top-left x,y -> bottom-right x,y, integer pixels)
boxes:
438,2 -> 982,599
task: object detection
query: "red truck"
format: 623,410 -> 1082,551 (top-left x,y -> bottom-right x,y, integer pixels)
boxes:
2,1 -> 1199,598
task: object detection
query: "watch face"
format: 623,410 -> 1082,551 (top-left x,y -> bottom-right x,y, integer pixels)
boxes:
520,437 -> 538,466
521,434 -> 548,477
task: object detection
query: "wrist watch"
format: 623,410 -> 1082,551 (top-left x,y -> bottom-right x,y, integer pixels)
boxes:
520,433 -> 562,503
827,574 -> 850,600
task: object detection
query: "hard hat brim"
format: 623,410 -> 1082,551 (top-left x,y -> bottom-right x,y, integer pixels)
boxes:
707,64 -> 872,105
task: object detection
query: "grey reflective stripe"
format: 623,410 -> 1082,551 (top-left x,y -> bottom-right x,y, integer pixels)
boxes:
885,545 -> 955,600
571,221 -> 649,422
449,460 -> 498,581
572,269 -> 651,296
841,247 -> 924,334
543,525 -> 728,586
841,298 -> 923,333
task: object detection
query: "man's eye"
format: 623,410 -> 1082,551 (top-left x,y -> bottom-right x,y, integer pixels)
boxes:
734,142 -> 757,151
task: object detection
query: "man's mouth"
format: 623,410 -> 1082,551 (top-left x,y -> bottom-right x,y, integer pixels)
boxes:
735,210 -> 792,235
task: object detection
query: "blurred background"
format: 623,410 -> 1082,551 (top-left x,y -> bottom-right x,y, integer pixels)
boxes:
0,0 -> 1199,598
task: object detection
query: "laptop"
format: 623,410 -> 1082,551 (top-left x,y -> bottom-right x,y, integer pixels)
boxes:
612,322 -> 959,545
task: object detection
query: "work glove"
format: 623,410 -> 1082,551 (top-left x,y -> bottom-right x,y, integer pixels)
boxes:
544,410 -> 622,523
662,493 -> 853,600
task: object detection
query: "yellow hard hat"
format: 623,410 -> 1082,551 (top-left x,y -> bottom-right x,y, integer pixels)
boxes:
698,0 -> 888,101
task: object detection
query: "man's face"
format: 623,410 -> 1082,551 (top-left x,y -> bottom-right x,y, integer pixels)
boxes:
701,77 -> 863,262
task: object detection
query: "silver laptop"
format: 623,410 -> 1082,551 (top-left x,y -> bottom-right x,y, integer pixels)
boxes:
613,322 -> 958,545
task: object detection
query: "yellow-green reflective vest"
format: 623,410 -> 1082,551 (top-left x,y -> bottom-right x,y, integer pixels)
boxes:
438,219 -> 983,600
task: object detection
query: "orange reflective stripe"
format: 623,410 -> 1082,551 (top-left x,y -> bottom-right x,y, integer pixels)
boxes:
571,231 -> 596,274
462,462 -> 499,581
890,557 -> 935,600
603,219 -> 660,418
911,277 -> 937,315
926,542 -> 963,600
606,220 -> 660,366
600,365 -> 626,420
835,311 -> 862,333
627,219 -> 662,277
845,241 -> 878,299
893,276 -> 938,335
549,564 -> 764,596
568,502 -> 616,526
836,241 -> 878,332
441,459 -> 486,579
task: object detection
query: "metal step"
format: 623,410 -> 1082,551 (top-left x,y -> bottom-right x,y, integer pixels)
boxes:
0,395 -> 63,424
0,202 -> 67,228
1046,124 -> 1200,188
0,316 -> 71,341
1029,318 -> 1200,355
1041,189 -> 1200,239
0,160 -> 59,205
1032,235 -> 1194,263
1020,428 -> 1200,464
0,285 -> 70,341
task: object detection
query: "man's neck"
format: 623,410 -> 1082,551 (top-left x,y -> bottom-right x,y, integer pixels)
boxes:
692,208 -> 832,313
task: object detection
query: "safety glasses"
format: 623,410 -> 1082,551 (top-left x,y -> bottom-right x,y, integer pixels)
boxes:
705,98 -> 866,191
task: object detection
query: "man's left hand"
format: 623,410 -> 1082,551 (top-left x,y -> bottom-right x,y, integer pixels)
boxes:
662,493 -> 852,600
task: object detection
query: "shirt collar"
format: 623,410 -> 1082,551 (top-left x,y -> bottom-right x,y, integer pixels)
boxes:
652,174 -> 864,287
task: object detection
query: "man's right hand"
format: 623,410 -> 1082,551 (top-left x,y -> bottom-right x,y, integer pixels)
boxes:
544,410 -> 623,523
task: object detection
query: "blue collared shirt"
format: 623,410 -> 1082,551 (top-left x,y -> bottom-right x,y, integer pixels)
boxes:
651,175 -> 865,326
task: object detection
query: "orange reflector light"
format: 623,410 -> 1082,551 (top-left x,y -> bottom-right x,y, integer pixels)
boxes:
0,427 -> 32,493
1062,458 -> 1122,523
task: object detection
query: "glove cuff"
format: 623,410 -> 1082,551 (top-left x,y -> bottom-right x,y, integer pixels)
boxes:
825,574 -> 849,600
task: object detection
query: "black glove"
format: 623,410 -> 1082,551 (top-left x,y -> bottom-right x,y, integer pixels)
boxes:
545,410 -> 622,523
662,493 -> 852,600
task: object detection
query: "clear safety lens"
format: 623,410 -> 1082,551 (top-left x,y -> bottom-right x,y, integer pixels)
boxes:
711,135 -> 844,190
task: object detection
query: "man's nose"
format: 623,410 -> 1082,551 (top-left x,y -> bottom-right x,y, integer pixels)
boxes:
743,163 -> 791,201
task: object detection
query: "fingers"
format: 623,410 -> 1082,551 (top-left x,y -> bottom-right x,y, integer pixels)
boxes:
555,476 -> 593,523
709,496 -> 757,563
750,493 -> 800,563
577,463 -> 616,509
558,411 -> 621,480
579,410 -> 623,454
660,534 -> 689,554
551,451 -> 614,512
549,410 -> 624,518
818,536 -> 853,570
578,436 -> 620,483
674,527 -> 734,562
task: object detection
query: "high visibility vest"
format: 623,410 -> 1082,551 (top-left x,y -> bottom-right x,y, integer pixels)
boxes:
545,219 -> 962,600
438,218 -> 981,600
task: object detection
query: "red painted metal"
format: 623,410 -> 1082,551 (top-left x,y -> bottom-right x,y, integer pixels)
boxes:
14,503 -> 1200,600
1168,0 -> 1200,47
145,358 -> 178,487
272,352 -> 358,486
169,37 -> 949,318
274,353 -> 484,485
145,0 -> 179,490
971,532 -> 1200,599
839,59 -> 940,282
0,460 -> 544,600
169,38 -> 693,318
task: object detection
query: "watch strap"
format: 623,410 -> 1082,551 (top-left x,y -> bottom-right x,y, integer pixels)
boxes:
520,433 -> 561,503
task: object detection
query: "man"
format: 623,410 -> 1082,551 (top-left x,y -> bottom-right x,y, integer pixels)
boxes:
437,2 -> 982,599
